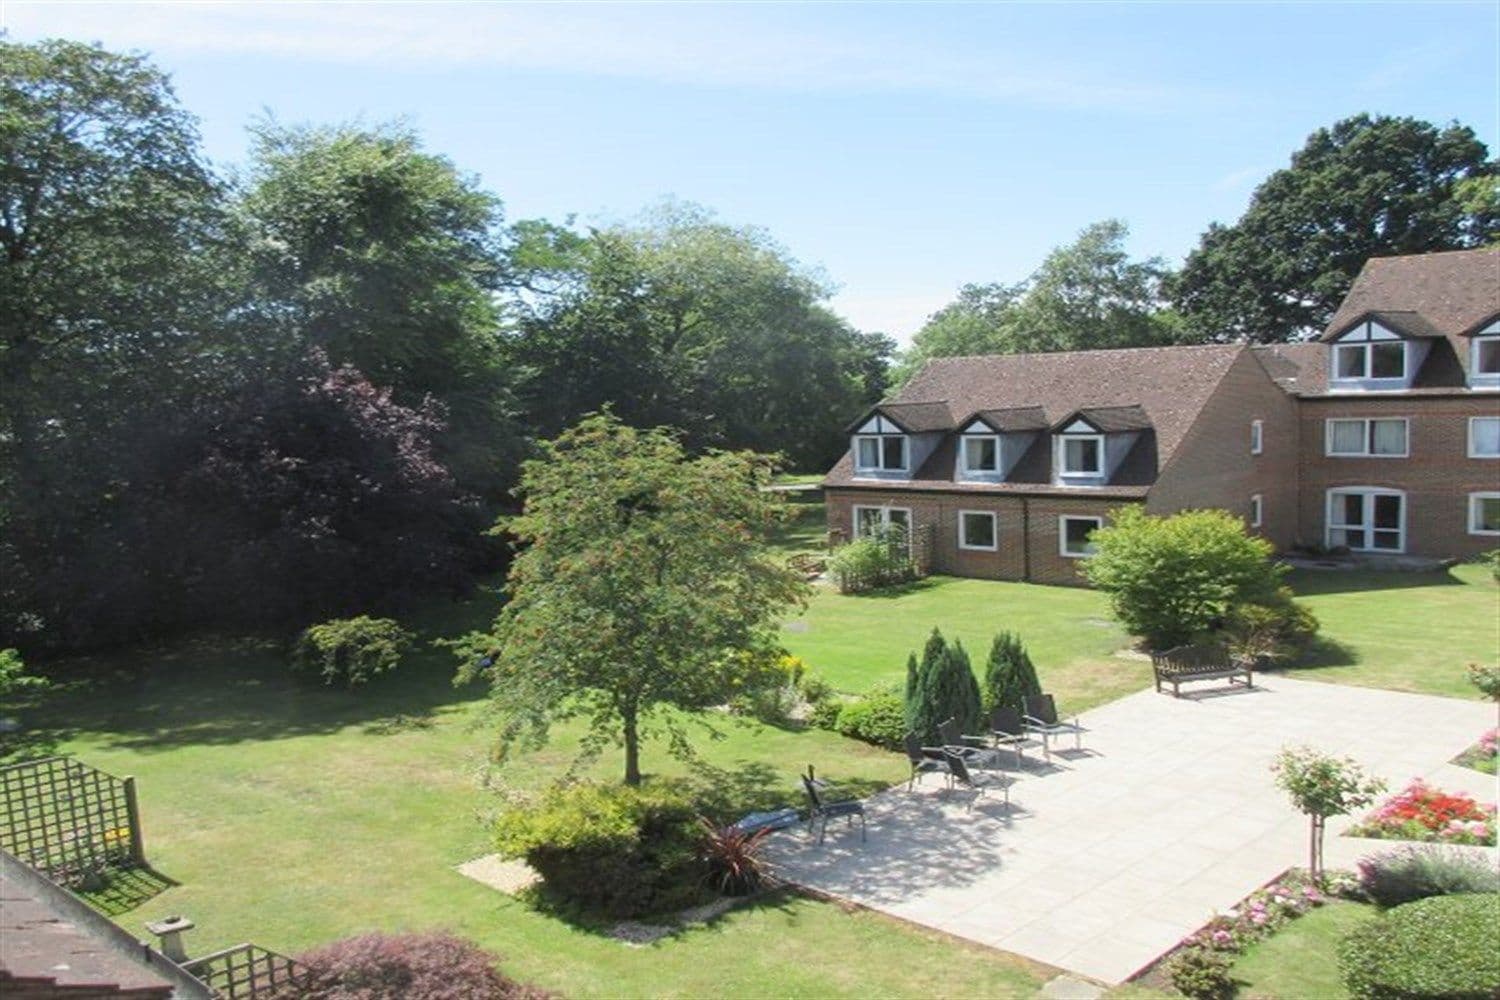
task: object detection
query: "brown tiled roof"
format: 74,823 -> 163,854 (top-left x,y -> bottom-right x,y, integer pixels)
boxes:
1066,404 -> 1153,432
969,406 -> 1050,432
1352,310 -> 1448,340
1251,342 -> 1324,393
824,343 -> 1243,491
1320,249 -> 1499,377
845,400 -> 954,433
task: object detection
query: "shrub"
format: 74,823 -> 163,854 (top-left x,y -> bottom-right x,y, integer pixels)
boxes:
282,930 -> 549,999
1082,507 -> 1288,649
798,673 -> 835,707
1467,662 -> 1500,702
1347,779 -> 1496,846
808,697 -> 844,731
1222,589 -> 1319,660
1356,846 -> 1500,908
698,818 -> 771,896
1474,548 -> 1500,583
493,781 -> 702,918
1165,946 -> 1235,1000
291,616 -> 414,689
903,629 -> 981,743
0,648 -> 45,699
1339,894 -> 1500,999
828,524 -> 914,594
981,631 -> 1039,715
834,687 -> 906,750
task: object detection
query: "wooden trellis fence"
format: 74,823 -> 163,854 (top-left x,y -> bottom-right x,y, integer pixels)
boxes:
183,944 -> 308,999
0,756 -> 145,882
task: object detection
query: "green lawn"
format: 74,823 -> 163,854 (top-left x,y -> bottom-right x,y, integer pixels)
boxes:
1231,900 -> 1376,999
1283,564 -> 1499,699
12,585 -> 1049,999
10,530 -> 1496,997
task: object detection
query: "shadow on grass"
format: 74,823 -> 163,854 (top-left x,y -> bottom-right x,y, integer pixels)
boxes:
1277,635 -> 1361,671
1286,566 -> 1473,597
18,586 -> 503,753
852,577 -> 946,600
80,864 -> 179,917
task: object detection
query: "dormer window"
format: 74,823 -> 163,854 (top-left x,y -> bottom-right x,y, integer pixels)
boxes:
854,434 -> 907,473
961,435 -> 999,474
1329,320 -> 1411,389
1060,434 -> 1103,477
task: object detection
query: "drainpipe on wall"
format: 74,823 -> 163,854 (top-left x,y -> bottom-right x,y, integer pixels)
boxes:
1021,497 -> 1032,582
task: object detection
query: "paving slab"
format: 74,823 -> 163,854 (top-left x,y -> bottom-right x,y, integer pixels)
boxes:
767,676 -> 1496,985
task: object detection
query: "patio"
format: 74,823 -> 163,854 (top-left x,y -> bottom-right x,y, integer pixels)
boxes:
767,675 -> 1495,985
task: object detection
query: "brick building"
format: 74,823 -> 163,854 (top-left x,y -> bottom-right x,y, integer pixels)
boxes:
822,249 -> 1500,584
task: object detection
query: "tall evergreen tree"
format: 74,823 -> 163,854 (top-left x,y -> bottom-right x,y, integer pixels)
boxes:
983,632 -> 1041,714
903,629 -> 982,742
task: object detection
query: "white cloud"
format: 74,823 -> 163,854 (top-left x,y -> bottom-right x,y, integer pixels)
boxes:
3,1 -> 1209,113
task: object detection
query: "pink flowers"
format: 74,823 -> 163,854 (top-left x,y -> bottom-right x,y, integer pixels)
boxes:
1349,779 -> 1497,846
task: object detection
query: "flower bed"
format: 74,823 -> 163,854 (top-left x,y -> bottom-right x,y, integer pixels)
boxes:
1346,779 -> 1497,846
1452,728 -> 1498,776
1156,869 -> 1358,999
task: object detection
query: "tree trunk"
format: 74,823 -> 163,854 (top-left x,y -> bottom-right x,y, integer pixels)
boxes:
622,701 -> 641,786
1309,815 -> 1323,877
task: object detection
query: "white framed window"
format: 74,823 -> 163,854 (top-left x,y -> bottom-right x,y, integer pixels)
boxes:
1058,515 -> 1103,558
1468,417 -> 1500,458
961,435 -> 1000,474
1249,494 -> 1263,528
1331,340 -> 1407,384
1325,417 -> 1409,457
1250,419 -> 1263,455
853,434 -> 908,473
1059,434 -> 1104,477
853,504 -> 911,544
1472,325 -> 1500,385
1469,493 -> 1500,535
957,510 -> 997,551
1326,488 -> 1405,553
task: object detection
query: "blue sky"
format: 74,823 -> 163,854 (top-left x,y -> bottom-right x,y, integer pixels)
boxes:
6,1 -> 1496,340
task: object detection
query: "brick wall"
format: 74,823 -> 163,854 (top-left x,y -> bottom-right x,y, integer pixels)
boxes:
1146,349 -> 1302,549
824,487 -> 1137,586
1297,394 -> 1500,559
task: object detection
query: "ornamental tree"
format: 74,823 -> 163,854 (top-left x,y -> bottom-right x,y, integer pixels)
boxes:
1273,746 -> 1385,877
904,629 -> 982,743
455,414 -> 809,785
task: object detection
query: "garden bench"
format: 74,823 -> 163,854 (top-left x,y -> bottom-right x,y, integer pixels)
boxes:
1150,643 -> 1253,697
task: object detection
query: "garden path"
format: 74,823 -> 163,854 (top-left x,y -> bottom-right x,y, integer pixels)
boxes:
766,676 -> 1495,985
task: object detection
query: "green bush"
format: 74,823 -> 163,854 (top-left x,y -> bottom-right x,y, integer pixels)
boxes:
493,781 -> 702,918
1474,548 -> 1500,583
1356,846 -> 1500,908
904,629 -> 981,743
1222,589 -> 1319,660
798,673 -> 835,707
1165,946 -> 1234,1000
1082,507 -> 1289,650
834,687 -> 906,750
1339,894 -> 1500,999
808,698 -> 844,731
291,616 -> 413,689
981,631 -> 1040,714
828,524 -> 915,594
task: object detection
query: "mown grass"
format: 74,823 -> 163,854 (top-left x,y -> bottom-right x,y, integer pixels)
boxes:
12,583 -> 1049,999
1230,899 -> 1376,999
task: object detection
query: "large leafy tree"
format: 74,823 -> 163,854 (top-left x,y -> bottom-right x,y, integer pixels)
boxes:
1173,115 -> 1497,342
238,121 -> 521,493
0,38 -> 224,491
506,202 -> 890,470
894,220 -> 1179,385
455,414 -> 809,785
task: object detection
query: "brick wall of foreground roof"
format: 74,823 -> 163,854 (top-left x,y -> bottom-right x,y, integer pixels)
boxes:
1148,348 -> 1303,550
1297,394 -> 1500,559
825,488 -> 1136,587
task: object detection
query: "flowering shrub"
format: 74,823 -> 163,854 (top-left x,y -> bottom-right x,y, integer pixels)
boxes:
1347,779 -> 1497,846
279,931 -> 550,999
1164,869 -> 1349,999
1455,728 -> 1499,776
